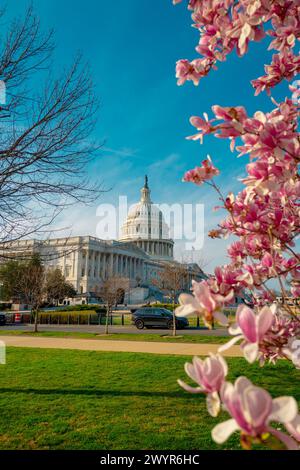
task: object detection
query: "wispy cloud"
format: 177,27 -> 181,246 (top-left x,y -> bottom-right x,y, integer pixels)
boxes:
101,146 -> 139,158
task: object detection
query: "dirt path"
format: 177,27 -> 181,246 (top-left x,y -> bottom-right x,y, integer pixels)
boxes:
0,335 -> 242,357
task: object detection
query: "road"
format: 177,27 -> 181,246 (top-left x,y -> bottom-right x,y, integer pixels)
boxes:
1,324 -> 229,336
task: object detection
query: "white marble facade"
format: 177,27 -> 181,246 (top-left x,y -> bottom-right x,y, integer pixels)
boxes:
0,177 -> 206,298
120,176 -> 174,261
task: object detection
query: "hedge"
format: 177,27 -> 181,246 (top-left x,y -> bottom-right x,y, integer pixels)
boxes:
56,304 -> 106,313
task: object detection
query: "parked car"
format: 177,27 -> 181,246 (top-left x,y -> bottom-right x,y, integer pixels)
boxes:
132,307 -> 189,330
0,314 -> 6,326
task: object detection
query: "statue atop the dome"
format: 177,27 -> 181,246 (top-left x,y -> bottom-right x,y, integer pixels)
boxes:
141,175 -> 151,203
144,175 -> 149,189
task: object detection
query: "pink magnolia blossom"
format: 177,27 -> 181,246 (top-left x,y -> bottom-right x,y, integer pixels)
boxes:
186,115 -> 215,143
291,284 -> 300,298
259,314 -> 300,365
175,280 -> 230,328
219,304 -> 275,363
252,51 -> 300,95
183,156 -> 220,185
174,0 -> 300,92
178,354 -> 228,417
175,58 -> 212,86
173,0 -> 300,451
212,377 -> 299,450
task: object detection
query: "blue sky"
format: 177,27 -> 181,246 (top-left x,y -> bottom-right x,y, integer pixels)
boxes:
8,1 -> 290,271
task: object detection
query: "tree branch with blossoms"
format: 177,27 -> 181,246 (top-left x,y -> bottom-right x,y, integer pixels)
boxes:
172,0 -> 300,450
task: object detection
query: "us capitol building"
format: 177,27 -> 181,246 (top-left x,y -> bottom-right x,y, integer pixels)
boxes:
0,177 -> 205,303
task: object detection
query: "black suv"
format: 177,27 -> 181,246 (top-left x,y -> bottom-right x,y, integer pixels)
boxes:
0,314 -> 6,326
132,308 -> 189,330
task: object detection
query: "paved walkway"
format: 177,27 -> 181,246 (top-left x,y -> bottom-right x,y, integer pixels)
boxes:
0,335 -> 242,357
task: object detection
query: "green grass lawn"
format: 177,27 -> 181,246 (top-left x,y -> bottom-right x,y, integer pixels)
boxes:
0,330 -> 229,344
0,347 -> 299,450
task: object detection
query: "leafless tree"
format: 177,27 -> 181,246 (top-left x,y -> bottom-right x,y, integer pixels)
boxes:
153,263 -> 189,336
0,5 -> 101,249
0,254 -> 46,332
181,250 -> 211,271
99,276 -> 130,335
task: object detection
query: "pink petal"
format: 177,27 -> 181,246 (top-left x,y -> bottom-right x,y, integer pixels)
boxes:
268,427 -> 299,450
270,397 -> 298,424
285,415 -> 300,442
213,311 -> 229,326
212,419 -> 240,444
242,342 -> 259,363
177,379 -> 203,394
243,386 -> 272,429
218,335 -> 244,353
257,306 -> 274,340
206,392 -> 221,417
236,305 -> 257,342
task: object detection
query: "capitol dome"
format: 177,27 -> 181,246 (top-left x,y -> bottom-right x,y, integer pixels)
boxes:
120,176 -> 174,260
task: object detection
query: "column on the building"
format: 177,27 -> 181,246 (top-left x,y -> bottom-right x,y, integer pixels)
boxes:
120,255 -> 123,276
113,254 -> 117,275
99,253 -> 102,279
97,251 -> 100,278
140,259 -> 144,279
119,254 -> 123,276
131,257 -> 134,279
97,251 -> 101,278
129,257 -> 132,279
117,254 -> 121,275
101,253 -> 105,279
73,249 -> 80,292
84,248 -> 89,294
85,250 -> 89,277
92,250 -> 95,278
108,253 -> 113,276
123,255 -> 126,276
126,257 -> 130,278
125,256 -> 128,277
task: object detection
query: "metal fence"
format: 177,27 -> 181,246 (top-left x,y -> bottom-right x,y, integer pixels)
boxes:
5,312 -> 133,326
